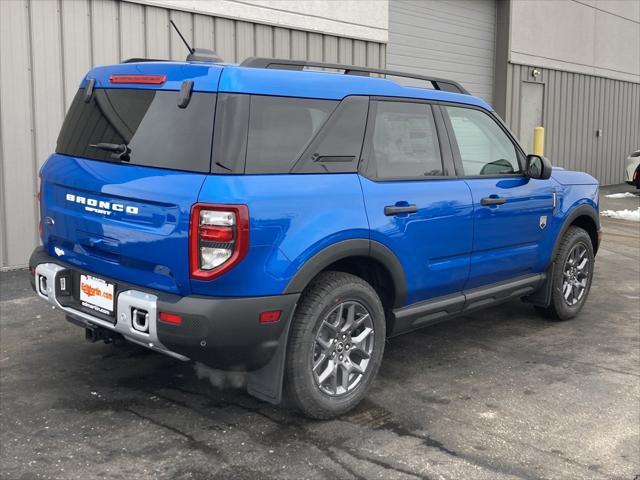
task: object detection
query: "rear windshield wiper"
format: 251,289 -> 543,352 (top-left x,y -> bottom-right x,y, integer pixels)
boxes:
89,143 -> 131,162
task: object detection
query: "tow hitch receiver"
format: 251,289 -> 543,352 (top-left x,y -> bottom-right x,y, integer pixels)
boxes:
83,323 -> 123,344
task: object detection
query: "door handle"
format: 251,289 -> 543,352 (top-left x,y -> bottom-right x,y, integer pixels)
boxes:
481,196 -> 506,206
384,204 -> 418,216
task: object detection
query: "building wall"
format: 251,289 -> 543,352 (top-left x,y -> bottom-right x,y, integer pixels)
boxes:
509,0 -> 640,83
502,0 -> 640,185
0,0 -> 386,269
504,64 -> 640,186
129,0 -> 389,43
387,0 -> 497,103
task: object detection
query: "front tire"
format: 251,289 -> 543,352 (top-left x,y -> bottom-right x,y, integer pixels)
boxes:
536,226 -> 595,321
285,271 -> 386,419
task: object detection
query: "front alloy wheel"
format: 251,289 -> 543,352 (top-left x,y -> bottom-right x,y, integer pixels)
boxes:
536,226 -> 595,321
561,243 -> 590,306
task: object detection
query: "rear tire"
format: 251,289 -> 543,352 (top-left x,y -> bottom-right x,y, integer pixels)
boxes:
536,226 -> 594,321
285,271 -> 385,419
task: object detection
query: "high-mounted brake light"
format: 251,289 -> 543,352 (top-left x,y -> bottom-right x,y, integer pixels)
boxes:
190,204 -> 249,280
109,74 -> 167,85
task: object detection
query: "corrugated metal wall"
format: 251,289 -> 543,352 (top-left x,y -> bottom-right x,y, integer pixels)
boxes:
387,0 -> 496,103
505,64 -> 640,186
0,0 -> 386,269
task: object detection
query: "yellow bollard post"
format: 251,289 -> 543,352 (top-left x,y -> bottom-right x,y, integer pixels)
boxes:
533,126 -> 544,156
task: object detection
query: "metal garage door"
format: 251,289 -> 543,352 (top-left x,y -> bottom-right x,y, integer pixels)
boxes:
387,0 -> 497,104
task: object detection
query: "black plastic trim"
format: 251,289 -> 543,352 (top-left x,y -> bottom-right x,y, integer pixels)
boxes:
283,239 -> 408,307
391,273 -> 545,336
549,204 -> 600,263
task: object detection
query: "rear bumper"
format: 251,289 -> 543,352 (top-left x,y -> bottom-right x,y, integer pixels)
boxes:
29,247 -> 299,371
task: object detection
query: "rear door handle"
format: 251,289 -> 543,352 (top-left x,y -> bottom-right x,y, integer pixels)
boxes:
384,204 -> 418,216
481,196 -> 506,206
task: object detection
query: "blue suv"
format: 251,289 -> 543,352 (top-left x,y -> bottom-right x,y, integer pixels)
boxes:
30,55 -> 600,419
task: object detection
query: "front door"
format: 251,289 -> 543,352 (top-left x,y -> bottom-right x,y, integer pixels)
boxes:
441,105 -> 555,289
359,99 -> 474,306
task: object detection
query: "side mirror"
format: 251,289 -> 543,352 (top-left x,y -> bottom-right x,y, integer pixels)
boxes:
525,154 -> 552,180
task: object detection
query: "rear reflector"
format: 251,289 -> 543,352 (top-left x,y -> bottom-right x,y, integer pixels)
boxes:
109,74 -> 167,85
259,310 -> 282,324
159,312 -> 182,325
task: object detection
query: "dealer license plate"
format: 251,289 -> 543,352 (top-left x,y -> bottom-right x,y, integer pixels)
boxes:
79,274 -> 114,315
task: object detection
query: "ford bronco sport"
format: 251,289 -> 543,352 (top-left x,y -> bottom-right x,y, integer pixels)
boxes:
30,53 -> 600,419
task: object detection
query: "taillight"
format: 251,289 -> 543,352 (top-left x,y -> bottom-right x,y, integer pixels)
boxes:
37,174 -> 43,242
190,204 -> 249,280
109,74 -> 167,85
37,174 -> 42,202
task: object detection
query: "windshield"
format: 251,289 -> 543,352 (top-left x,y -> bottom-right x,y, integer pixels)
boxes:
56,88 -> 216,173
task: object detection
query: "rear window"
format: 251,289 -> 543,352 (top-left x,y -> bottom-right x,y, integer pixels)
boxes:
56,88 -> 216,173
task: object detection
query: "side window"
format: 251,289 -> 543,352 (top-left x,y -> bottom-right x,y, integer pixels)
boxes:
245,96 -> 337,174
368,101 -> 444,179
444,106 -> 521,176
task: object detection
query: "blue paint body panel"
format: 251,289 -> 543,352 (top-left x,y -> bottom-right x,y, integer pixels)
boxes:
40,60 -> 600,315
40,154 -> 206,295
193,174 -> 370,297
463,177 -> 555,288
359,177 -> 474,305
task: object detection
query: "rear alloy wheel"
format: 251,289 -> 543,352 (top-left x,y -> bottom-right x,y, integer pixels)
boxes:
312,300 -> 375,396
286,272 -> 385,419
536,226 -> 595,321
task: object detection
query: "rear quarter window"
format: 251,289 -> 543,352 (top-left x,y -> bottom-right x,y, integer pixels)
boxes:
56,88 -> 216,173
244,96 -> 337,174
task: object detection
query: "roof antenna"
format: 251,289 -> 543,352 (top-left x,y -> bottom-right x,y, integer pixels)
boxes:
169,19 -> 223,63
170,20 -> 194,55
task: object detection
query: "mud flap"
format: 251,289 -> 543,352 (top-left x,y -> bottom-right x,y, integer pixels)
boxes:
246,309 -> 295,404
522,263 -> 555,307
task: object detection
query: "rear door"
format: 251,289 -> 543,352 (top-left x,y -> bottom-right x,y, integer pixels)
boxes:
41,73 -> 219,296
441,105 -> 554,289
359,99 -> 474,306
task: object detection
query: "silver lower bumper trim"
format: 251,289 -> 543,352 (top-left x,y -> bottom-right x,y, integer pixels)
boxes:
34,263 -> 189,361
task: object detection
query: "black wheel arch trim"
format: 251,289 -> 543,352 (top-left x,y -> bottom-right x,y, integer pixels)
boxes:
283,239 -> 408,308
549,204 -> 600,267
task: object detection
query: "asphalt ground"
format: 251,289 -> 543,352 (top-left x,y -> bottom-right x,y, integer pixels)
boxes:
1,184 -> 638,480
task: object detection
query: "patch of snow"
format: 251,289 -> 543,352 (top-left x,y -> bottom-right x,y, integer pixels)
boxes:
600,207 -> 640,222
479,411 -> 497,419
605,192 -> 637,199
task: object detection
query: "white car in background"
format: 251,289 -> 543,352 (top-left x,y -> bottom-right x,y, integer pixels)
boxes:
624,149 -> 640,188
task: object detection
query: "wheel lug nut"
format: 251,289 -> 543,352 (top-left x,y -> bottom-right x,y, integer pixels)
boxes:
339,355 -> 344,361
345,344 -> 350,350
342,334 -> 346,339
331,351 -> 336,358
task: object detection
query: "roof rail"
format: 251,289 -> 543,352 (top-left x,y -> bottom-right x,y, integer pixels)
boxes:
240,57 -> 469,95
